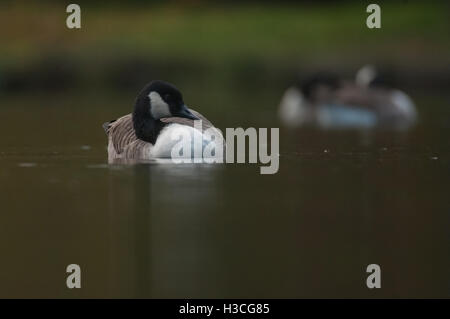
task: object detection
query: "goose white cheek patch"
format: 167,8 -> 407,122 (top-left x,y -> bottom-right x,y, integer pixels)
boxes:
149,91 -> 171,119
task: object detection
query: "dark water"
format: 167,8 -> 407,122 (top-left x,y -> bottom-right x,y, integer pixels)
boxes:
0,90 -> 449,298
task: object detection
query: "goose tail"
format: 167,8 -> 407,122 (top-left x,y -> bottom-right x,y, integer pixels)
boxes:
102,120 -> 116,134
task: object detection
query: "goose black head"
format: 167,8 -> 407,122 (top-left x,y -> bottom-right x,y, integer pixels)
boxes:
133,80 -> 199,143
134,80 -> 199,121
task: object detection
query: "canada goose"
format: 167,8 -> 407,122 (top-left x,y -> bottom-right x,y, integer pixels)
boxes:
279,66 -> 417,130
103,80 -> 223,162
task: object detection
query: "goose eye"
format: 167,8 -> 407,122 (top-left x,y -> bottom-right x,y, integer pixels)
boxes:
164,94 -> 171,101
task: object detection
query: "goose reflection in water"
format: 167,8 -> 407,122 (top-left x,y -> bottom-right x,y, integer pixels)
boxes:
106,162 -> 225,298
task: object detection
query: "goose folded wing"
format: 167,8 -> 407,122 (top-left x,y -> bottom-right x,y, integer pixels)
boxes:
107,114 -> 137,155
159,109 -> 214,132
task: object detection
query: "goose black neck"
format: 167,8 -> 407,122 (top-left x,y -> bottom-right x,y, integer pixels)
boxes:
132,97 -> 166,144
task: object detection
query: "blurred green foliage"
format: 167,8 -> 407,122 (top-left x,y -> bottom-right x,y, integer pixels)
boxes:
0,1 -> 448,94
1,1 -> 449,60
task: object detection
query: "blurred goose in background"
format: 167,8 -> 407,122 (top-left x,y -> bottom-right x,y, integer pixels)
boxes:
103,80 -> 223,162
278,65 -> 417,130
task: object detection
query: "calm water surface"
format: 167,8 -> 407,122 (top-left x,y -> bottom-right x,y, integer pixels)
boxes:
0,91 -> 449,298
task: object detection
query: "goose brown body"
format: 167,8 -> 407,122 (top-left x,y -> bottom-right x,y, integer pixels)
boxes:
103,109 -> 215,162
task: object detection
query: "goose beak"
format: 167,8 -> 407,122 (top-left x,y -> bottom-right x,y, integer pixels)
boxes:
176,105 -> 199,120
